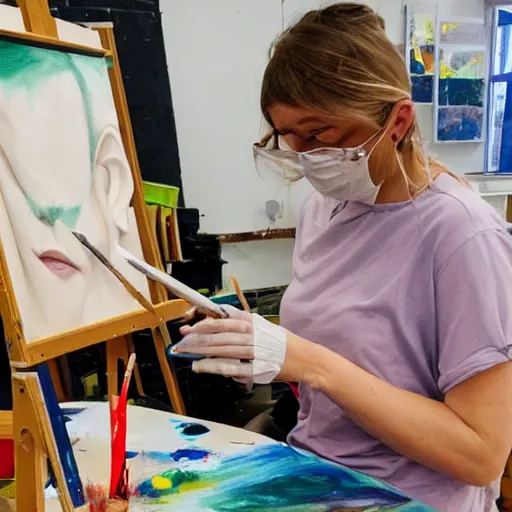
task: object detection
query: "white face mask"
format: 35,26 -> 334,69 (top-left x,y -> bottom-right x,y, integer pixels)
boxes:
253,130 -> 387,205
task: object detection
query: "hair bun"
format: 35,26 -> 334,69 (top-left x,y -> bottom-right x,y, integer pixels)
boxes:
318,3 -> 385,31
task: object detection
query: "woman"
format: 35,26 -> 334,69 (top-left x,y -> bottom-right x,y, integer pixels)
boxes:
175,4 -> 512,511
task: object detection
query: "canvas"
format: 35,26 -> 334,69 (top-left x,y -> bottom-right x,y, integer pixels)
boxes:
437,105 -> 484,141
437,50 -> 486,142
440,21 -> 486,46
407,11 -> 435,104
47,403 -> 434,512
0,38 -> 151,342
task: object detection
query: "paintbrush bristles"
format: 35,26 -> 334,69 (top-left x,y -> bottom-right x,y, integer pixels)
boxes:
86,483 -> 128,512
124,353 -> 136,380
105,500 -> 129,512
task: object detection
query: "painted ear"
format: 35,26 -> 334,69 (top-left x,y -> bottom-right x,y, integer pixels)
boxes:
93,126 -> 134,234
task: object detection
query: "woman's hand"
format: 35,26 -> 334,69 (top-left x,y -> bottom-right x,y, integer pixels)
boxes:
175,305 -> 290,384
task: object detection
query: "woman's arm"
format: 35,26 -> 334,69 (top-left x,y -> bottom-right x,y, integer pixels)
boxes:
289,334 -> 512,487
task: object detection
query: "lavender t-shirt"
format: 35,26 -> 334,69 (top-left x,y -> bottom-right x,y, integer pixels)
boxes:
280,174 -> 512,511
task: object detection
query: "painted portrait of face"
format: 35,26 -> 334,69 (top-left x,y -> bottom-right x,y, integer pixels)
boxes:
0,40 -> 151,342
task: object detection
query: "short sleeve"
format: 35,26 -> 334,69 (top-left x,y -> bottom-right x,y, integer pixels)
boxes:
436,229 -> 512,394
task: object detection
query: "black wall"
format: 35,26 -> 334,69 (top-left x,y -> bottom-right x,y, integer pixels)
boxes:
0,0 -> 184,200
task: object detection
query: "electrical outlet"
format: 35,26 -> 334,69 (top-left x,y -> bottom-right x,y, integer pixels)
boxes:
265,200 -> 282,223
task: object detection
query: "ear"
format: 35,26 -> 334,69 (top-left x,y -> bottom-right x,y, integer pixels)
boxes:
385,100 -> 415,147
92,126 -> 133,233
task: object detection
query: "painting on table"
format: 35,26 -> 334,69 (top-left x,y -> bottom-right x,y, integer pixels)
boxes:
406,9 -> 436,104
130,444 -> 435,511
0,36 -> 150,343
44,403 -> 435,512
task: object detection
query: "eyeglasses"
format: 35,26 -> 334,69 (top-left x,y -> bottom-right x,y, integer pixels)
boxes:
252,130 -> 368,182
254,130 -> 280,150
253,131 -> 304,181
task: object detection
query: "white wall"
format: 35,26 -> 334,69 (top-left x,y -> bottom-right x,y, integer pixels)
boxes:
161,0 -> 312,237
161,0 -> 487,291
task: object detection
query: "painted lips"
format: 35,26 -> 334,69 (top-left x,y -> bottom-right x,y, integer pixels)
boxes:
38,250 -> 80,280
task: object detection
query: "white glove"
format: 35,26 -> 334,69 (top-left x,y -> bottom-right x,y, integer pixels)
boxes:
173,305 -> 287,385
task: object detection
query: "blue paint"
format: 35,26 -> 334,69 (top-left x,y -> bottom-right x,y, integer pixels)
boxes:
411,75 -> 433,103
144,449 -> 212,462
62,407 -> 86,425
171,449 -> 211,461
170,420 -> 210,439
37,365 -> 85,507
167,343 -> 206,360
438,106 -> 483,141
438,78 -> 485,107
410,45 -> 434,75
126,451 -> 138,460
410,43 -> 434,104
59,407 -> 86,416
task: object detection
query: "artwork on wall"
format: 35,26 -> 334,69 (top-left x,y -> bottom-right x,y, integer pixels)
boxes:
0,38 -> 151,343
406,9 -> 436,104
440,21 -> 486,46
434,18 -> 487,143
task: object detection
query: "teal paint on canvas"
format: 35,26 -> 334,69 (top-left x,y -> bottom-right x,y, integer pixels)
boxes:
26,197 -> 81,229
0,39 -> 112,219
0,39 -> 106,165
133,444 -> 436,511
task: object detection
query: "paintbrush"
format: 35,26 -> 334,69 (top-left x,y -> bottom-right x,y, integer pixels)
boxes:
230,276 -> 251,313
72,233 -> 252,389
117,245 -> 230,320
109,353 -> 136,500
72,232 -> 228,321
115,247 -> 255,393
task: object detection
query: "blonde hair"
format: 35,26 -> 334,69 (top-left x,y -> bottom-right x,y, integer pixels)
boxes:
260,3 -> 462,189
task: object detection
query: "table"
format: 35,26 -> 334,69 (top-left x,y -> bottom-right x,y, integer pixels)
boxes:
45,402 -> 433,511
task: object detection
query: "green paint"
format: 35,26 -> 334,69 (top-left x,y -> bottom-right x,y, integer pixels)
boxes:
26,196 -> 81,229
0,40 -> 108,165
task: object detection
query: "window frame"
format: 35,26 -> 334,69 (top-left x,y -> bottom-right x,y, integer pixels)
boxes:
486,2 -> 512,173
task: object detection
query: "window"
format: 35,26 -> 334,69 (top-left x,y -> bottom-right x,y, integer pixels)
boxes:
488,6 -> 512,172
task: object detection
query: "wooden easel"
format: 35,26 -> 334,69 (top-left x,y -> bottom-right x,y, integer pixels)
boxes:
0,1 -> 190,509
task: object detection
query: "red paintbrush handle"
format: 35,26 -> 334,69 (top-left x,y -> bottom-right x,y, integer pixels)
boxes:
109,354 -> 135,499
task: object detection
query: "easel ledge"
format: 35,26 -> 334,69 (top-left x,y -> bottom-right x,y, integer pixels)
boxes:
0,28 -> 109,58
9,298 -> 189,367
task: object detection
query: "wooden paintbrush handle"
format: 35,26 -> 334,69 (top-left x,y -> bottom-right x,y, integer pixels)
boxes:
230,276 -> 251,313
